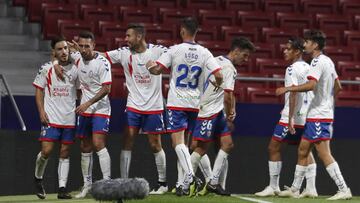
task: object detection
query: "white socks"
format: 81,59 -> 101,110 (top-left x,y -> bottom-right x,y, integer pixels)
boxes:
175,144 -> 194,186
81,152 -> 93,187
219,158 -> 228,189
199,154 -> 212,183
176,160 -> 184,187
58,158 -> 70,188
305,163 -> 317,192
291,165 -> 306,191
97,148 -> 111,180
269,161 -> 282,190
326,162 -> 348,192
120,150 -> 131,178
35,152 -> 48,179
154,149 -> 166,182
210,149 -> 228,185
190,151 -> 202,174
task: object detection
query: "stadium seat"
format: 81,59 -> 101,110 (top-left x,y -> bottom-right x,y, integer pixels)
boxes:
237,11 -> 275,27
324,46 -> 358,63
106,0 -> 139,6
252,43 -> 276,59
99,21 -> 127,39
263,0 -> 298,12
247,87 -> 281,104
143,23 -> 177,42
27,0 -> 59,22
144,0 -> 181,8
58,19 -> 95,40
199,9 -> 236,26
95,37 -> 111,52
159,8 -> 196,24
316,14 -> 352,30
256,58 -> 288,75
276,12 -> 313,29
197,40 -> 230,57
339,0 -> 360,14
336,91 -> 360,107
42,3 -> 78,39
81,5 -> 118,22
302,29 -> 342,46
221,26 -> 258,42
114,37 -> 127,49
337,61 -> 360,79
66,0 -> 99,4
13,0 -> 28,7
355,15 -> 360,30
110,70 -> 127,99
262,27 -> 299,44
119,6 -> 157,23
182,0 -> 220,10
343,30 -> 360,46
222,0 -> 260,11
156,39 -> 181,47
233,86 -> 247,102
301,0 -> 337,14
237,73 -> 269,89
197,25 -> 218,41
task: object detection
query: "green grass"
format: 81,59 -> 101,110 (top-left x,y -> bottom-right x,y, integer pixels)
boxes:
0,193 -> 359,203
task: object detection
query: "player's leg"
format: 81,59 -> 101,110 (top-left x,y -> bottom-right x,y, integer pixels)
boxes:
300,151 -> 318,198
120,111 -> 141,178
191,139 -> 212,184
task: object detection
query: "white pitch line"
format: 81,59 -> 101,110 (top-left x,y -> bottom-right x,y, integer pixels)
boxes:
231,194 -> 273,203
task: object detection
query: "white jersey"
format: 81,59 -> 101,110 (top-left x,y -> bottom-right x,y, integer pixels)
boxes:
73,52 -> 112,117
156,42 -> 221,111
198,55 -> 237,118
306,54 -> 338,121
105,44 -> 166,113
279,60 -> 314,126
33,61 -> 78,128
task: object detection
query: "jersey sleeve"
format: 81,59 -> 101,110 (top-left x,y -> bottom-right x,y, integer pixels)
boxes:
307,61 -> 322,81
285,66 -> 299,86
70,52 -> 82,65
32,64 -> 49,90
204,49 -> 221,74
99,58 -> 112,85
105,48 -> 124,65
222,66 -> 236,92
156,45 -> 173,69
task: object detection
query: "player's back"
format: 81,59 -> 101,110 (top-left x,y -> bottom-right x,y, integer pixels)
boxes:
160,42 -> 220,110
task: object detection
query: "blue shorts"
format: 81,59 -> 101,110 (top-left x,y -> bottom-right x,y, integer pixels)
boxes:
126,110 -> 166,134
76,115 -> 110,138
166,109 -> 198,133
272,123 -> 304,145
39,126 -> 75,144
192,112 -> 231,142
303,121 -> 333,142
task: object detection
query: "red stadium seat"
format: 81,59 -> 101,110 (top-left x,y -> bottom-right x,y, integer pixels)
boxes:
324,46 -> 358,63
221,26 -> 258,42
316,14 -> 353,30
197,26 -> 218,41
95,37 -> 111,52
13,0 -> 28,7
237,73 -> 269,89
197,40 -> 230,57
301,0 -> 337,14
159,8 -> 196,24
114,37 -> 127,49
58,19 -> 95,40
336,91 -> 360,107
81,5 -> 118,22
143,23 -> 177,42
337,61 -> 360,79
262,27 -> 299,44
276,12 -> 313,29
27,0 -> 59,22
343,30 -> 360,46
233,86 -> 247,102
144,0 -> 181,8
339,0 -> 360,14
99,21 -> 127,39
110,70 -> 127,99
156,39 -> 181,47
183,0 -> 220,10
355,15 -> 360,30
222,0 -> 260,11
247,87 -> 281,104
42,3 -> 78,39
106,0 -> 139,6
302,29 -> 342,46
263,0 -> 298,12
66,0 -> 99,4
252,43 -> 276,59
119,6 -> 157,23
237,11 -> 275,27
256,58 -> 288,74
199,10 -> 236,26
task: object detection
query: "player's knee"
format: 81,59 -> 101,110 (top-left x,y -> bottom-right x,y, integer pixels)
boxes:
221,141 -> 234,152
298,146 -> 309,159
149,141 -> 162,152
41,147 -> 52,158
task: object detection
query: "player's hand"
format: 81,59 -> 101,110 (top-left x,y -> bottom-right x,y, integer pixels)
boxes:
54,64 -> 65,81
67,40 -> 80,52
227,111 -> 236,122
75,101 -> 91,114
39,110 -> 49,126
146,60 -> 157,70
289,118 -> 296,135
276,87 -> 288,96
209,80 -> 221,92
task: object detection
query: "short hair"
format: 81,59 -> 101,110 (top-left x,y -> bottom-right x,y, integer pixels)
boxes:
127,23 -> 146,36
51,35 -> 66,49
180,17 -> 199,36
288,36 -> 305,52
230,37 -> 255,52
303,30 -> 326,50
79,30 -> 95,41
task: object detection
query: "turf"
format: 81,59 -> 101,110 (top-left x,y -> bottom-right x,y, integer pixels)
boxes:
0,193 -> 359,203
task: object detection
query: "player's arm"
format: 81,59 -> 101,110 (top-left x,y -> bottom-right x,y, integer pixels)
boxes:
334,78 -> 342,97
75,84 -> 111,114
35,88 -> 49,125
213,70 -> 223,87
224,91 -> 235,121
288,91 -> 297,135
146,60 -> 163,75
276,80 -> 317,96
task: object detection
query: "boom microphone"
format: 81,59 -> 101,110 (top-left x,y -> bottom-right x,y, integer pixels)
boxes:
90,178 -> 149,203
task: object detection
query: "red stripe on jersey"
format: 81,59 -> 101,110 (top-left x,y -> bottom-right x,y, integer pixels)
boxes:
32,83 -> 44,90
126,107 -> 163,114
75,58 -> 80,67
197,112 -> 219,120
102,82 -> 112,85
167,106 -> 199,112
105,52 -> 113,65
301,136 -> 331,143
128,55 -> 133,76
224,89 -> 233,92
307,76 -> 318,81
211,67 -> 221,74
156,61 -> 168,69
306,118 -> 333,122
48,123 -> 75,129
278,122 -> 304,128
193,137 -> 214,142
81,113 -> 111,118
47,68 -> 53,96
